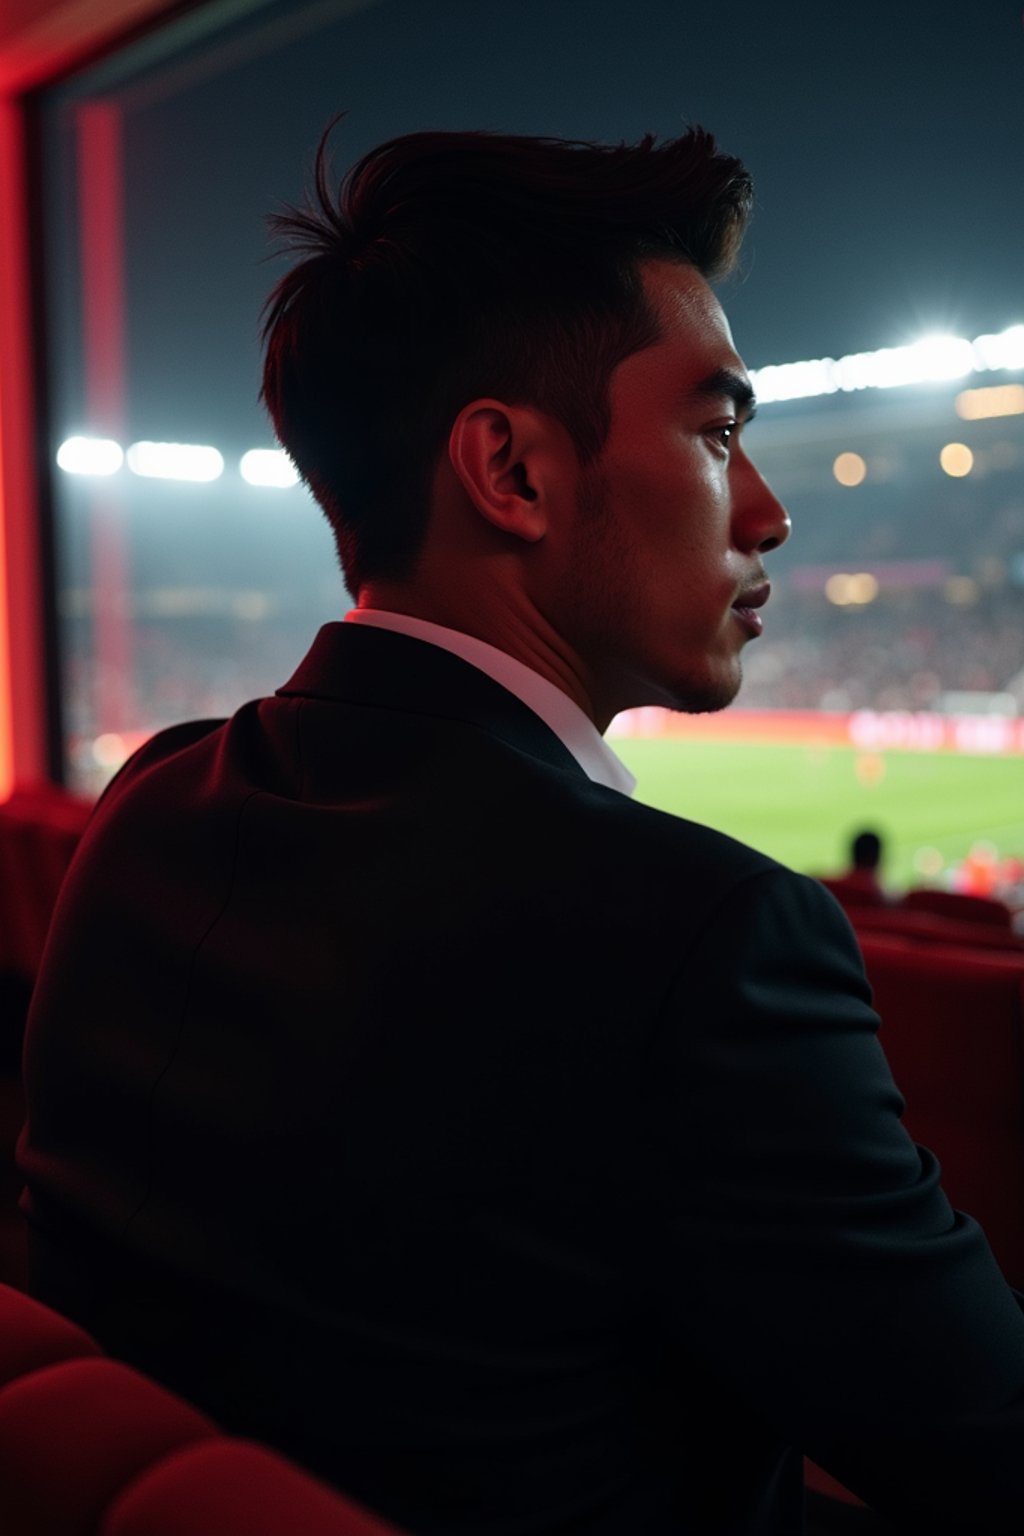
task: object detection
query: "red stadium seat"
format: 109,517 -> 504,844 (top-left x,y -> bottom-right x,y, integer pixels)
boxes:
817,874 -> 889,908
860,933 -> 1024,1286
0,1280 -> 101,1387
899,886 -> 1014,929
102,1439 -> 404,1536
847,902 -> 1024,953
0,1356 -> 218,1536
0,1283 -> 406,1536
0,787 -> 93,980
807,933 -> 1024,1517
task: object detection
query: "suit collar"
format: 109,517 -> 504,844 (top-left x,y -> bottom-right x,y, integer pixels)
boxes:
277,622 -> 588,781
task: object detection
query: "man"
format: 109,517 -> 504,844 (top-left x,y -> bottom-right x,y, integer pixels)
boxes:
823,829 -> 891,907
18,120 -> 1024,1534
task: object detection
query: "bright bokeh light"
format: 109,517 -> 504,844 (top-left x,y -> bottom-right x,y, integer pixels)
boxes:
91,733 -> 129,769
825,572 -> 879,605
833,451 -> 867,487
126,441 -> 224,482
56,436 -> 124,476
939,442 -> 974,478
955,384 -> 1024,420
239,448 -> 300,487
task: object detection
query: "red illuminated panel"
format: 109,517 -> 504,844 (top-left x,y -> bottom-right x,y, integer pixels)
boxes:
0,377 -> 17,803
76,100 -> 134,735
0,95 -> 35,800
0,2 -> 181,796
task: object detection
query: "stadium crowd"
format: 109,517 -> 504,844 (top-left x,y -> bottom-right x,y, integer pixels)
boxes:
742,587 -> 1024,712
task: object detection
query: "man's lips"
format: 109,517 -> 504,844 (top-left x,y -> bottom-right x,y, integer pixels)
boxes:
731,582 -> 771,636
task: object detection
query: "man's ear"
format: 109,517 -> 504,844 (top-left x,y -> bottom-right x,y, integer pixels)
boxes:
446,401 -> 553,544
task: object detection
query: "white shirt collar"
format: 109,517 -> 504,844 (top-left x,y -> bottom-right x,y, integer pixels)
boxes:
344,609 -> 636,798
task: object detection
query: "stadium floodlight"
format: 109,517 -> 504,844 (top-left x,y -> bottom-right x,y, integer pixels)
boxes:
239,448 -> 301,487
126,441 -> 224,482
907,334 -> 977,382
749,358 -> 838,403
972,326 -> 1024,373
832,334 -> 974,393
56,436 -> 124,476
751,325 -> 1022,405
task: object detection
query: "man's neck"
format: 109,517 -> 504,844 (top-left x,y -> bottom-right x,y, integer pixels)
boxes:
345,606 -> 638,796
355,584 -> 612,730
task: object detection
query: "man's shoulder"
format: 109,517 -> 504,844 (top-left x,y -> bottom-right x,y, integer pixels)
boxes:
96,717 -> 230,811
525,762 -> 806,916
91,697 -> 816,922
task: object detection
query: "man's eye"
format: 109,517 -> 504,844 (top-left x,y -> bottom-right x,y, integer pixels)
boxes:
710,423 -> 736,450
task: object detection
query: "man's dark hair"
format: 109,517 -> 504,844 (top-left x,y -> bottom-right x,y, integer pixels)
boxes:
260,115 -> 753,592
852,830 -> 883,870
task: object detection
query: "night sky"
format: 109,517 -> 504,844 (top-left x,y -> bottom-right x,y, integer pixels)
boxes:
45,0 -> 1024,450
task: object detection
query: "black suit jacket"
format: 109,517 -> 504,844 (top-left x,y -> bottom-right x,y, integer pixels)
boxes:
18,623 -> 1024,1534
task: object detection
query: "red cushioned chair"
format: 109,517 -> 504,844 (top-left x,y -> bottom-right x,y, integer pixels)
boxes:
807,933 -> 1024,1517
847,901 -> 1024,953
859,933 -> 1024,1284
0,1280 -> 102,1386
817,875 -> 889,909
899,886 -> 1014,929
0,1283 -> 405,1536
0,787 -> 93,979
102,1439 -> 403,1536
0,1356 -> 219,1536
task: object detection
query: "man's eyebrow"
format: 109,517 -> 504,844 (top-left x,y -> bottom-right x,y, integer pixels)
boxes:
687,367 -> 758,420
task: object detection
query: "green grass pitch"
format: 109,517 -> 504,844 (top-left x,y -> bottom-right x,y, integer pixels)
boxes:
613,737 -> 1024,893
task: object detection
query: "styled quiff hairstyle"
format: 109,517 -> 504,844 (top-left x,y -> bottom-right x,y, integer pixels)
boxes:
260,116 -> 753,592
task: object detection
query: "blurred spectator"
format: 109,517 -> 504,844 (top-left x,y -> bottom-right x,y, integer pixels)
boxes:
821,828 -> 891,907
743,588 -> 1024,712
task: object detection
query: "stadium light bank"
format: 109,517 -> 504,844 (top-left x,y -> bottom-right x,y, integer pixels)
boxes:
748,325 -> 1024,404
54,324 -> 1024,483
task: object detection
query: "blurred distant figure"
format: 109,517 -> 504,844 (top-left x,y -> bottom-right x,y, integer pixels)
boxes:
953,841 -> 1002,898
822,828 -> 890,907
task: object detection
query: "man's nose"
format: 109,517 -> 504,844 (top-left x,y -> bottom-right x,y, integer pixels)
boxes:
741,462 -> 791,554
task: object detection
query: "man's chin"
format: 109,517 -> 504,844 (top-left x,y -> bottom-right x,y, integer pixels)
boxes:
605,661 -> 743,723
665,669 -> 743,716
